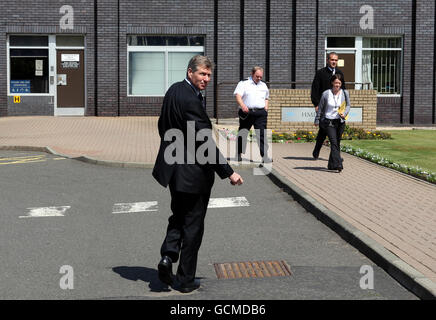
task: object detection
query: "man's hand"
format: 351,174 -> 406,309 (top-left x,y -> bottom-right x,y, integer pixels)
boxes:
229,172 -> 243,185
241,105 -> 249,113
236,94 -> 249,113
314,106 -> 319,126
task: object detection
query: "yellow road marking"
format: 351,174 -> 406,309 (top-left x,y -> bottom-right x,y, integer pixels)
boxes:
0,155 -> 44,160
0,155 -> 47,165
0,154 -> 68,165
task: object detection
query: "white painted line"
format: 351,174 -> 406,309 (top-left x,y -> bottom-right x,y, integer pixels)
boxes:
19,206 -> 71,218
208,196 -> 250,209
112,201 -> 158,214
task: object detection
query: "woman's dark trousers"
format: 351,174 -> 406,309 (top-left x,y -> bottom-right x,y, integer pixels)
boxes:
325,119 -> 345,170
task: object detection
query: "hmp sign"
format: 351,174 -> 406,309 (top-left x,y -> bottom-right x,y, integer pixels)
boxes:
281,107 -> 363,122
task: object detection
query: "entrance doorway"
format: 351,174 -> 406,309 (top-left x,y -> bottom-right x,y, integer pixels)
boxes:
336,53 -> 355,85
56,49 -> 84,114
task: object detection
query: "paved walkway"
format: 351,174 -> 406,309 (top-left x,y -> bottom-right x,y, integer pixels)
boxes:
0,116 -> 160,165
0,116 -> 435,298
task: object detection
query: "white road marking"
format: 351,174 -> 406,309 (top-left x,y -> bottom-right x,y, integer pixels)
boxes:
19,206 -> 71,218
112,201 -> 158,214
208,196 -> 250,208
19,197 -> 249,219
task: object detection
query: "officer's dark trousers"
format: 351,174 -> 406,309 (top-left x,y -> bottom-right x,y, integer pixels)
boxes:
160,185 -> 211,285
237,108 -> 268,158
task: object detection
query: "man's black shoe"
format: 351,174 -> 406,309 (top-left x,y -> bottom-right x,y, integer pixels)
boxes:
312,151 -> 319,160
237,154 -> 242,162
173,279 -> 201,293
158,256 -> 174,285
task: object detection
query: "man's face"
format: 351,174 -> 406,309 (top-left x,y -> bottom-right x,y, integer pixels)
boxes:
187,65 -> 212,91
252,70 -> 264,84
327,54 -> 338,69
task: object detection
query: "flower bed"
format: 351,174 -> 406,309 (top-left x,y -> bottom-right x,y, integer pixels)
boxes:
218,126 -> 392,143
341,145 -> 436,184
271,126 -> 391,143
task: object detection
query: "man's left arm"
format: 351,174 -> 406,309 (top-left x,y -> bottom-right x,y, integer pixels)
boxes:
339,69 -> 346,90
264,85 -> 270,111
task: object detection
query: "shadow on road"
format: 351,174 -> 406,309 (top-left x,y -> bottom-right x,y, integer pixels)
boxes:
293,166 -> 340,173
112,266 -> 171,293
283,156 -> 327,161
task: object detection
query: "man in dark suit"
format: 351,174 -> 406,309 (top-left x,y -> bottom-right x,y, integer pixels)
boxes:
311,52 -> 346,159
152,55 -> 243,293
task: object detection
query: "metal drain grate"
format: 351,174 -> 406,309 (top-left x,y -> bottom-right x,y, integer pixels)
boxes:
213,260 -> 291,279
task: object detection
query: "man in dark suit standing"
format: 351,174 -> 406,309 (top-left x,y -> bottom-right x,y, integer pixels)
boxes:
311,52 -> 346,159
153,55 -> 243,293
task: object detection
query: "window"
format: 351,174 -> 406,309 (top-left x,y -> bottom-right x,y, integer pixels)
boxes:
127,35 -> 204,96
362,37 -> 402,94
10,35 -> 48,47
327,37 -> 355,48
326,36 -> 402,95
56,35 -> 84,47
9,35 -> 49,94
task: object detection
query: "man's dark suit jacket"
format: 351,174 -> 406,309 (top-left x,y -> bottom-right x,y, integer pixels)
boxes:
311,67 -> 346,107
152,80 -> 234,194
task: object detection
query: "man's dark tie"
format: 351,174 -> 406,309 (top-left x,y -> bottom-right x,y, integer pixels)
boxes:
198,92 -> 206,110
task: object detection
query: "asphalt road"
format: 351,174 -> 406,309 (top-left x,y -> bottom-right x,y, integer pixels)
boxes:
0,150 -> 417,300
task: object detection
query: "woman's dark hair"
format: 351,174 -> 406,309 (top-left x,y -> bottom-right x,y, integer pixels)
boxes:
330,73 -> 343,85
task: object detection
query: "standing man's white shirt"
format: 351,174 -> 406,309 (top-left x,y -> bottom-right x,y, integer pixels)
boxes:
234,77 -> 269,110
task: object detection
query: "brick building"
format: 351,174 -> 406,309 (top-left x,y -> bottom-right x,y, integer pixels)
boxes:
0,0 -> 435,125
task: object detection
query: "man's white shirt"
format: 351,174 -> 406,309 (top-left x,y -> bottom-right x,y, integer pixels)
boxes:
234,77 -> 269,109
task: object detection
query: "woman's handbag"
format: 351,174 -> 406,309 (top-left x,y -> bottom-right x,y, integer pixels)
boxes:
320,118 -> 332,129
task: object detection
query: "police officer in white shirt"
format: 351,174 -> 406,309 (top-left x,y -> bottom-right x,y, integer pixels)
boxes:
234,66 -> 271,163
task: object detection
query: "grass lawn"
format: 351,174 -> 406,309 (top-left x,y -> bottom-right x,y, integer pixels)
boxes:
341,130 -> 436,173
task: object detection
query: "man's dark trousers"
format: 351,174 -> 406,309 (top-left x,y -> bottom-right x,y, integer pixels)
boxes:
313,127 -> 327,159
237,108 -> 268,158
160,185 -> 211,285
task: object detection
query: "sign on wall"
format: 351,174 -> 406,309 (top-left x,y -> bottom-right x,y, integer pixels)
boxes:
61,54 -> 80,69
61,54 -> 80,62
35,60 -> 43,76
61,61 -> 79,69
10,80 -> 31,93
281,107 -> 363,122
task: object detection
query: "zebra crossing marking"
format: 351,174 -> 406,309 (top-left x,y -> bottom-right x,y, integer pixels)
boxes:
19,206 -> 71,218
18,197 -> 250,218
